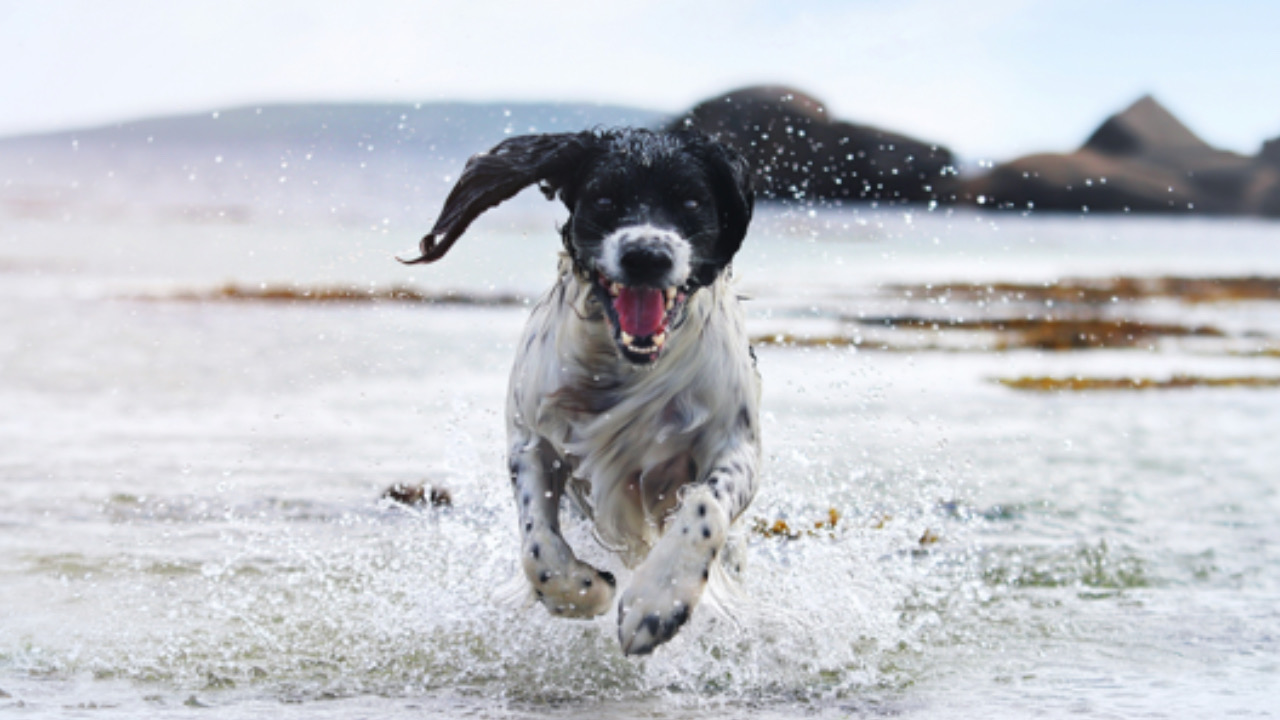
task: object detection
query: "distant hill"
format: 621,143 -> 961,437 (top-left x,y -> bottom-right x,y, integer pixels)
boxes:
964,95 -> 1280,216
0,101 -> 666,224
0,101 -> 665,159
3,94 -> 1276,222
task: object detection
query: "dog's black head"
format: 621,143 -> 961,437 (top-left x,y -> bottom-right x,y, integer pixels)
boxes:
406,129 -> 754,365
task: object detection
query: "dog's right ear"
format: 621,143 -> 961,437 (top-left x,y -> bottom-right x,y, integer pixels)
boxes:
402,132 -> 602,265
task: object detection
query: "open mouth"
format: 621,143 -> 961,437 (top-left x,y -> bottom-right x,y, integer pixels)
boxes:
596,273 -> 687,364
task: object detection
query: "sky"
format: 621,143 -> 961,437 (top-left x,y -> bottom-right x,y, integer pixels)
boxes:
2,0 -> 1279,161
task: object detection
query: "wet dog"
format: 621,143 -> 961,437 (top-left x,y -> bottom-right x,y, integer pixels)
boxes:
405,129 -> 759,655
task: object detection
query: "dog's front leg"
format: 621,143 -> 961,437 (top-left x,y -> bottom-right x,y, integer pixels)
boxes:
511,438 -> 616,618
617,440 -> 759,655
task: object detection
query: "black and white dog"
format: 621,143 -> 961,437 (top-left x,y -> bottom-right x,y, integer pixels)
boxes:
406,129 -> 760,655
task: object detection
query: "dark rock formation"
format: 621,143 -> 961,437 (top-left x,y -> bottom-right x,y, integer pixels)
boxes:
966,96 -> 1269,215
1246,136 -> 1280,217
670,86 -> 957,204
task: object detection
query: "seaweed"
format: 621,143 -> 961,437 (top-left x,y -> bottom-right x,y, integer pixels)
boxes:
751,508 -> 841,540
754,315 -> 1230,352
995,375 -> 1280,392
889,275 -> 1280,305
853,316 -> 1224,350
132,283 -> 526,306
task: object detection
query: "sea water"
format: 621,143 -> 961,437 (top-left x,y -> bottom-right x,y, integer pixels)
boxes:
1,202 -> 1278,718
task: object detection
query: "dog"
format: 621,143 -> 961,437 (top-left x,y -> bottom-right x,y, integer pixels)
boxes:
405,129 -> 760,655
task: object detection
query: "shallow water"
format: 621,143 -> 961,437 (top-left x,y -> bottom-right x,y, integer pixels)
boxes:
2,203 -> 1279,718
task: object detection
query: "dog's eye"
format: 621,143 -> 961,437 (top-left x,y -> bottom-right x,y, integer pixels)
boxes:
683,199 -> 700,211
594,197 -> 615,210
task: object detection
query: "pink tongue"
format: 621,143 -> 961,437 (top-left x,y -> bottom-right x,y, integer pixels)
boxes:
614,286 -> 666,337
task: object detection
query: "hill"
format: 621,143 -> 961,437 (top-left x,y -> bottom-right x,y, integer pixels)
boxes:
0,101 -> 665,224
964,96 -> 1279,216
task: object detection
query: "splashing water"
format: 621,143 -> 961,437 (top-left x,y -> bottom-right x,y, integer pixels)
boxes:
2,207 -> 1279,717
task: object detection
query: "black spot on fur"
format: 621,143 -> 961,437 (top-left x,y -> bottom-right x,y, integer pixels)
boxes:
583,577 -> 593,587
524,521 -> 533,533
701,525 -> 711,539
713,490 -> 722,501
539,570 -> 551,584
522,493 -> 531,507
697,504 -> 706,517
641,613 -> 662,638
531,543 -> 540,559
670,603 -> 690,630
702,567 -> 709,581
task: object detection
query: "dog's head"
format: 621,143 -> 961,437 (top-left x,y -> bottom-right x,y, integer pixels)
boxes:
406,129 -> 754,365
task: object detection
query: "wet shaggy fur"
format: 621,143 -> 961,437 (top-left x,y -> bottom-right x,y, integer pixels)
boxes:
406,129 -> 760,655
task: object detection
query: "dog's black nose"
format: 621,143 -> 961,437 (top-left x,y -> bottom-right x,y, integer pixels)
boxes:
619,246 -> 674,286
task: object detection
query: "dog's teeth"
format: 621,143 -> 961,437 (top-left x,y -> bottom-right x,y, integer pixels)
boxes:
620,331 -> 635,346
653,332 -> 666,346
664,287 -> 677,310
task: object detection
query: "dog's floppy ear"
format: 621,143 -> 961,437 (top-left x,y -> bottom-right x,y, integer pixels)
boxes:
695,138 -> 755,261
402,132 -> 601,264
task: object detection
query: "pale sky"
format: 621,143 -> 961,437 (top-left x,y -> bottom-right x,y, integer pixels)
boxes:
2,0 -> 1278,160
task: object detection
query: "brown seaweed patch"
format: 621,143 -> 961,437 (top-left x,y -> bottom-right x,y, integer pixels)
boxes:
855,316 -> 1225,350
751,508 -> 841,540
752,333 -> 872,349
137,283 -> 525,307
751,333 -> 979,352
996,375 -> 1280,392
890,276 -> 1280,305
1231,347 -> 1280,359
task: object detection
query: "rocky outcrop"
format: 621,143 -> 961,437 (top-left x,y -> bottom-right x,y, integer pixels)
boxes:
670,86 -> 957,204
966,96 -> 1274,215
1245,136 -> 1280,217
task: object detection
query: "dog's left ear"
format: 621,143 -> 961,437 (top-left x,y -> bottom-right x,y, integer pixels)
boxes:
402,132 -> 602,264
692,138 -> 755,263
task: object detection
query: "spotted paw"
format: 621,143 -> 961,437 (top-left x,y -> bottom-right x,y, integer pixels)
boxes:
523,534 -> 616,618
617,592 -> 693,655
617,489 -> 727,654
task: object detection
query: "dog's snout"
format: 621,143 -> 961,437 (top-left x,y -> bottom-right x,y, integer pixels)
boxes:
601,225 -> 692,288
619,245 -> 674,285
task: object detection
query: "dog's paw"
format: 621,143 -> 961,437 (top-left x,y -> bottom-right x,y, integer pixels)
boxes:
617,586 -> 695,655
523,535 -> 616,618
617,492 -> 727,655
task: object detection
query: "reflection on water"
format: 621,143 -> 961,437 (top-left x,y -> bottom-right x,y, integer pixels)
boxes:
2,206 -> 1279,717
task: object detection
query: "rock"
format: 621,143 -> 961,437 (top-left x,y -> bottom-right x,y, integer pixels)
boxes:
669,85 -> 957,204
1244,136 -> 1280,217
966,95 -> 1260,215
1259,137 -> 1280,167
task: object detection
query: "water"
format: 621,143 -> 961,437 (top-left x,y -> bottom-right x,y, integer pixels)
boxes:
2,201 -> 1279,718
